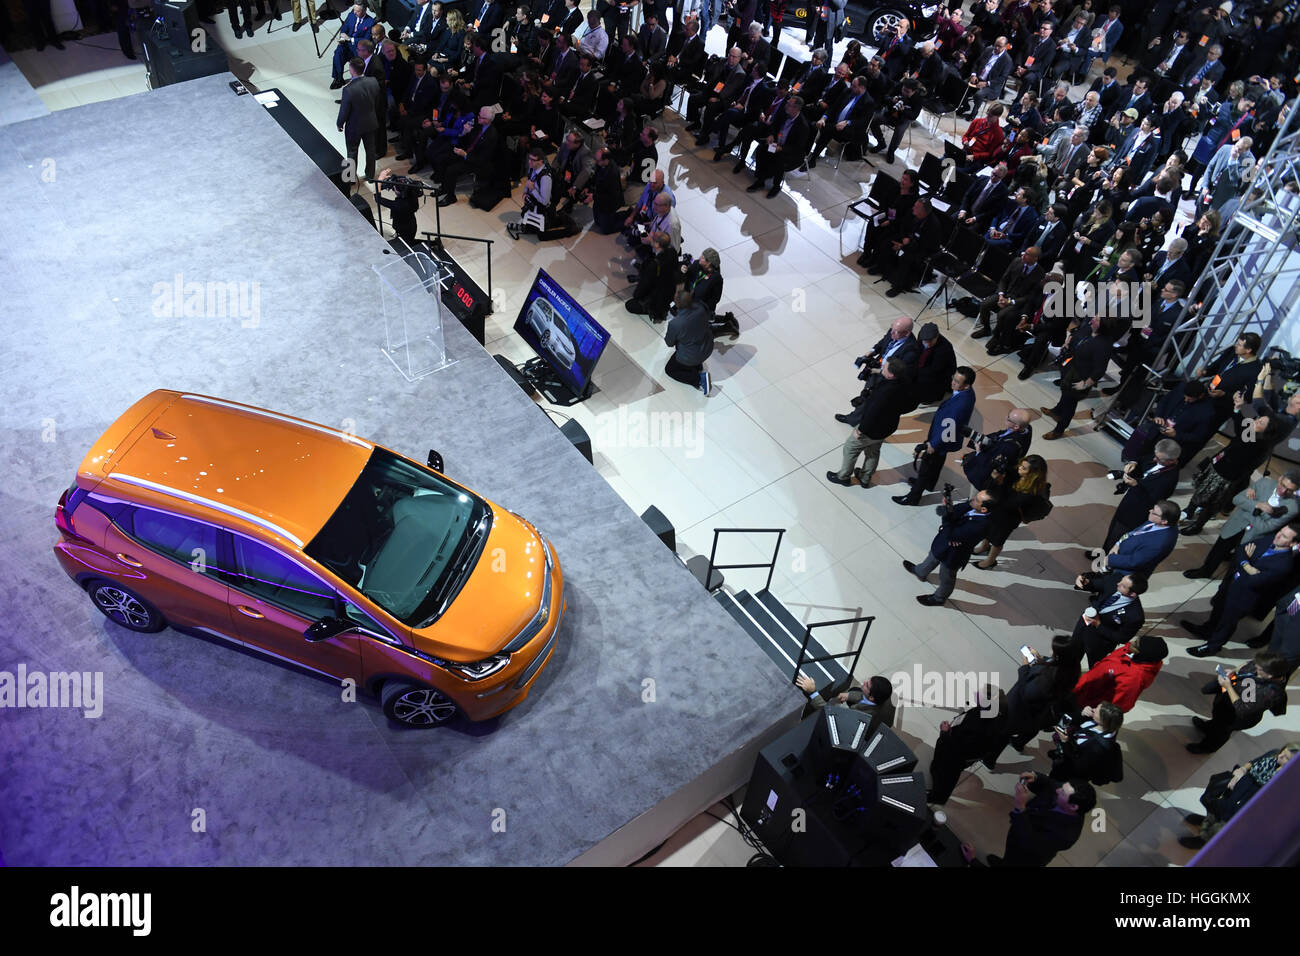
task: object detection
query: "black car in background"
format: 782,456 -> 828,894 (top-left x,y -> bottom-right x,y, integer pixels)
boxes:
782,0 -> 941,45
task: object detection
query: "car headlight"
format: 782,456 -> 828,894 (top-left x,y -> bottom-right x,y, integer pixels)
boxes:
401,645 -> 513,682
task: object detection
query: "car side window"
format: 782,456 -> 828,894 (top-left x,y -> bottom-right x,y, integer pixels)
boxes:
343,602 -> 401,644
126,507 -> 220,572
228,536 -> 337,621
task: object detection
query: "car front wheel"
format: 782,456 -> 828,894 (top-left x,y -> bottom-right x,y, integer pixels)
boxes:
381,680 -> 458,727
86,579 -> 167,632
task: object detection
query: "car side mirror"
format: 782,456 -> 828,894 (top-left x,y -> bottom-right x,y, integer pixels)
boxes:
304,617 -> 357,643
427,449 -> 444,472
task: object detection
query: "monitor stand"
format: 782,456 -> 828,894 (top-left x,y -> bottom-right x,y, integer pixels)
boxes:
519,356 -> 588,407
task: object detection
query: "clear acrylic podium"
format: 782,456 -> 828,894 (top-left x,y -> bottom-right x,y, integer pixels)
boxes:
374,249 -> 456,381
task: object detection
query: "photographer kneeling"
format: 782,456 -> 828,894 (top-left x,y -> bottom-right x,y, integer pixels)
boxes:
626,231 -> 680,323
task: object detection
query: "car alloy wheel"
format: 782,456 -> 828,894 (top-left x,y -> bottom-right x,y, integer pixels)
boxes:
382,681 -> 458,726
88,580 -> 166,632
870,10 -> 904,43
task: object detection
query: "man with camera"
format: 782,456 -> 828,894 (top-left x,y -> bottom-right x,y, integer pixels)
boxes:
983,772 -> 1095,866
1047,702 -> 1123,786
962,408 -> 1033,493
835,317 -> 918,423
827,358 -> 910,490
904,487 -> 998,606
893,365 -> 977,507
866,77 -> 924,166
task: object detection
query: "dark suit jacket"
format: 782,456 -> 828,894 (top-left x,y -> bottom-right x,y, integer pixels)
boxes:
972,48 -> 1012,96
363,54 -> 386,92
915,335 -> 958,404
1024,218 -> 1067,264
1114,458 -> 1179,534
929,505 -> 993,569
964,425 -> 1032,490
1000,774 -> 1085,866
997,259 -> 1046,309
550,47 -> 579,91
1106,523 -> 1178,577
961,177 -> 1009,228
805,690 -> 896,738
638,24 -> 668,60
1021,36 -> 1056,74
1074,591 -> 1146,664
405,4 -> 437,43
792,63 -> 829,104
847,374 -> 909,439
472,0 -> 507,36
401,71 -> 438,119
1147,251 -> 1192,291
468,51 -> 505,105
768,112 -> 810,170
1051,726 -> 1123,785
338,75 -> 382,138
675,35 -> 706,77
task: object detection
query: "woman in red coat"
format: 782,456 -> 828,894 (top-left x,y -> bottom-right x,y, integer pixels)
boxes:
1073,634 -> 1168,712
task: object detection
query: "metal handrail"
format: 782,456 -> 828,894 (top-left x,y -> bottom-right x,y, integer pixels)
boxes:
793,616 -> 875,689
703,528 -> 785,593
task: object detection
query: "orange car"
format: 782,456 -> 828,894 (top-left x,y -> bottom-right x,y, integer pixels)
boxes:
54,391 -> 563,726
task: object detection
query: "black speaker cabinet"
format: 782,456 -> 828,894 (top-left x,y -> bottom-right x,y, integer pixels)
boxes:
560,419 -> 592,465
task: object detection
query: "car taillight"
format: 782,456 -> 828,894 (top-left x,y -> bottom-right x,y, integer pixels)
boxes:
55,486 -> 88,541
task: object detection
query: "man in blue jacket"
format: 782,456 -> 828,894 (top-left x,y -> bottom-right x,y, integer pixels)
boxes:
1077,500 -> 1179,595
1182,524 -> 1300,657
332,3 -> 377,90
905,488 -> 998,606
894,366 -> 977,506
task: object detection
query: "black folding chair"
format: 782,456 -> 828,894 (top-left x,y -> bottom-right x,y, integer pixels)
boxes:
916,152 -> 945,197
954,245 -> 1014,303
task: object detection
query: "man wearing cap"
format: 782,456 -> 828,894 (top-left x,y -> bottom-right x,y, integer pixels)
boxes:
893,365 -> 976,507
912,322 -> 958,407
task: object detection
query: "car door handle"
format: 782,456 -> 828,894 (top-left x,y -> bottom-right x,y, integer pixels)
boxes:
236,605 -> 266,619
115,553 -> 144,567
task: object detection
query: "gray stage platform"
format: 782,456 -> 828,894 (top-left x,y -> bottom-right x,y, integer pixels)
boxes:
0,45 -> 49,127
0,75 -> 798,865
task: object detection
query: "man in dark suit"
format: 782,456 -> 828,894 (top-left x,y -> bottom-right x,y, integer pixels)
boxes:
1115,75 -> 1152,119
789,50 -> 829,104
1021,203 -> 1069,267
1090,66 -> 1123,119
894,363 -> 976,507
469,0 -> 506,36
827,357 -> 910,489
956,163 -> 1010,233
974,246 -> 1046,341
1186,653 -> 1289,753
1078,500 -> 1180,596
638,13 -> 669,60
882,198 -> 943,297
1103,440 -> 1181,550
394,60 -> 439,161
962,408 -> 1032,492
905,488 -> 998,605
806,74 -> 873,167
911,324 -> 959,407
699,63 -> 769,148
737,21 -> 769,71
927,686 -> 1009,804
1075,575 -> 1147,667
1041,314 -> 1115,439
547,33 -> 580,92
719,79 -> 789,165
402,0 -> 439,47
668,18 -> 707,84
795,674 -> 896,733
1048,703 -> 1124,786
746,96 -> 809,198
983,186 -> 1039,251
434,106 -> 500,206
963,36 -> 1011,119
561,54 -> 600,118
867,78 -> 923,165
465,34 -> 505,108
337,57 -> 384,188
685,47 -> 745,128
1016,20 -> 1057,95
840,317 -> 920,418
877,20 -> 914,84
1183,525 -> 1300,657
331,3 -> 377,89
985,772 -> 1094,866
1181,43 -> 1225,95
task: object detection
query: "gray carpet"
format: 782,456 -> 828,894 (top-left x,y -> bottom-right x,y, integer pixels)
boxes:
0,74 -> 798,865
0,44 -> 49,127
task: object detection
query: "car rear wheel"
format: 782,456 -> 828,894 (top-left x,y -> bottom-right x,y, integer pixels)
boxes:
381,680 -> 458,727
86,579 -> 167,632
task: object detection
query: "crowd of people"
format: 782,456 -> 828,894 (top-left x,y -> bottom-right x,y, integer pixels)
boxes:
14,0 -> 1291,865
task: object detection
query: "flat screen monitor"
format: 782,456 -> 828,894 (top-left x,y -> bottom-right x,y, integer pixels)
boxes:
513,268 -> 610,398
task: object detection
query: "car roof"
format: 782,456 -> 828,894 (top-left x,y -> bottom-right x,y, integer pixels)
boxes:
87,391 -> 374,548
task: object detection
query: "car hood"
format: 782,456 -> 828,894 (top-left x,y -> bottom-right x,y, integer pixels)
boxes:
409,506 -> 548,660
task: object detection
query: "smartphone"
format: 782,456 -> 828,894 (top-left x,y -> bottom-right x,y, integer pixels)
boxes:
1215,663 -> 1228,679
1020,644 -> 1035,663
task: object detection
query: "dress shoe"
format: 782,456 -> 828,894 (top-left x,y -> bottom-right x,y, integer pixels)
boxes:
436,193 -> 457,206
1051,378 -> 1062,386
850,395 -> 864,406
51,38 -> 65,49
693,136 -> 709,147
732,161 -> 745,174
1184,812 -> 1206,826
1180,522 -> 1207,535
1186,742 -> 1214,754
712,150 -> 725,162
330,77 -> 345,89
856,252 -> 871,268
885,287 -> 902,297
1038,405 -> 1057,417
834,413 -> 853,424
124,49 -> 137,59
766,184 -> 780,198
1017,365 -> 1034,380
1192,717 -> 1210,732
234,26 -> 245,37
394,152 -> 411,161
292,20 -> 304,30
892,494 -> 919,506
1043,430 -> 1064,440
1245,634 -> 1271,649
1179,835 -> 1207,850
746,181 -> 763,192
867,142 -> 885,154
1101,385 -> 1120,396
866,265 -> 884,276
1181,619 -> 1210,638
1183,567 -> 1212,579
986,341 -> 1012,356
806,154 -> 818,169
1187,643 -> 1219,658
970,325 -> 991,339
884,153 -> 896,164
826,471 -> 851,486
902,559 -> 919,576
916,594 -> 944,606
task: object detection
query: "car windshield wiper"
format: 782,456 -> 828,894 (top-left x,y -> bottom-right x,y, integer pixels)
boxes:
418,512 -> 490,627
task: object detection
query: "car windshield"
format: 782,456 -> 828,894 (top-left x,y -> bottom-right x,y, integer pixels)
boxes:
305,448 -> 488,627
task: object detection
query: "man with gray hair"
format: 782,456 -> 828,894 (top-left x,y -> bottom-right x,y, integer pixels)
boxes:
1101,439 -> 1182,551
1185,471 -> 1300,580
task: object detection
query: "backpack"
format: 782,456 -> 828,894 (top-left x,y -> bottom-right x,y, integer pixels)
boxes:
1019,483 -> 1054,523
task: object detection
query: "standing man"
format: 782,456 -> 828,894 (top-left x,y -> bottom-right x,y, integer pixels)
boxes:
985,772 -> 1095,866
1101,439 -> 1181,551
904,488 -> 998,606
337,56 -> 384,192
1076,501 -> 1179,595
1185,471 -> 1300,580
893,365 -> 976,507
1186,653 -> 1289,753
962,408 -> 1032,492
837,316 -> 918,420
1074,574 -> 1147,667
827,358 -> 909,489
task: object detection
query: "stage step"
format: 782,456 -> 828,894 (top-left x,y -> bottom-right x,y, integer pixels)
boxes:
713,589 -> 850,691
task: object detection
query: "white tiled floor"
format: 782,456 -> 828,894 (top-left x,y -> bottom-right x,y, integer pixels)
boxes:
15,20 -> 1300,868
